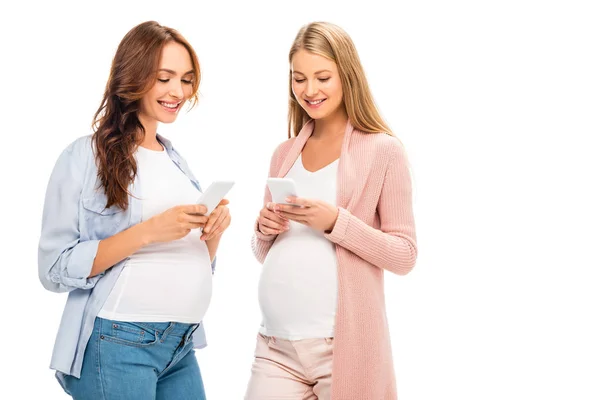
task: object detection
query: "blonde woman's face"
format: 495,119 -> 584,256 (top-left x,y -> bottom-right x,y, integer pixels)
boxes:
291,49 -> 344,121
139,42 -> 195,127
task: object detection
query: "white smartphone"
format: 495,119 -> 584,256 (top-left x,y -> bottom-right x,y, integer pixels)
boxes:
195,180 -> 235,215
267,178 -> 301,206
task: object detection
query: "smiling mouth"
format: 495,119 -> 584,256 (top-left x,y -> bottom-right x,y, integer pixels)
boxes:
305,98 -> 327,109
158,101 -> 181,112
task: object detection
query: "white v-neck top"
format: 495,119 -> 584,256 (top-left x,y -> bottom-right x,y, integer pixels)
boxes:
258,155 -> 339,339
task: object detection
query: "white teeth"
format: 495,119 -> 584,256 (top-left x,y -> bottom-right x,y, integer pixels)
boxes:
308,99 -> 325,105
160,102 -> 179,109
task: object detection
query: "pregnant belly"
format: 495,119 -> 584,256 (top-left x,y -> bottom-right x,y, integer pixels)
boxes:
257,232 -> 338,330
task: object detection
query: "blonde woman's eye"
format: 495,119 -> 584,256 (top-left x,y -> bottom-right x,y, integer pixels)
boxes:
294,79 -> 306,83
182,79 -> 193,85
318,77 -> 330,82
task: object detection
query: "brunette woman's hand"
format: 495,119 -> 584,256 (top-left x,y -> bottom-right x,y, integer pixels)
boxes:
142,204 -> 208,244
201,199 -> 231,241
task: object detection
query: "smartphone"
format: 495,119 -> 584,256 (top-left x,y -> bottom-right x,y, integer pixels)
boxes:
267,178 -> 301,206
195,180 -> 235,215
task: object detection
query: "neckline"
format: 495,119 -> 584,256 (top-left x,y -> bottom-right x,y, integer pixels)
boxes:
299,153 -> 339,174
137,143 -> 165,154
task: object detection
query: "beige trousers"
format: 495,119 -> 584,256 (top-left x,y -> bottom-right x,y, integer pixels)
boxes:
245,333 -> 334,400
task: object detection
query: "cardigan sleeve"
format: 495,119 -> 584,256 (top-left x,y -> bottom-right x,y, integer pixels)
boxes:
324,143 -> 417,275
251,144 -> 285,264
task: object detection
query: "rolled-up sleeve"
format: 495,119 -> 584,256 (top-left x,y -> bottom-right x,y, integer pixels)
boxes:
38,139 -> 102,293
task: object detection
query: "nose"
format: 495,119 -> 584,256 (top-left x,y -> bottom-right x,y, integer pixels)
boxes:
306,80 -> 318,98
169,81 -> 184,99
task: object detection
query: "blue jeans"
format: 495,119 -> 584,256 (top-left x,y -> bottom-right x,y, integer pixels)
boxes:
61,317 -> 206,400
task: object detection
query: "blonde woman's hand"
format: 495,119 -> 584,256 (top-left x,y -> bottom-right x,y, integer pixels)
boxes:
272,197 -> 339,232
201,199 -> 231,241
257,202 -> 290,236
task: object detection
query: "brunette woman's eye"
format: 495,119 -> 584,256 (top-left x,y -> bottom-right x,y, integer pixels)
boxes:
182,79 -> 193,85
158,78 -> 169,83
294,79 -> 306,83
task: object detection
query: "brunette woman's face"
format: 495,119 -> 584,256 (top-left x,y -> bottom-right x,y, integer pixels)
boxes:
139,42 -> 195,126
291,49 -> 344,121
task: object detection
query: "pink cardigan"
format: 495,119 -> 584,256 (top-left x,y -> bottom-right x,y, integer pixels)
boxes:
251,120 -> 417,399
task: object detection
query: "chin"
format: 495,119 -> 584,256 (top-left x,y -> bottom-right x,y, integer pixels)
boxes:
305,110 -> 329,120
157,113 -> 179,124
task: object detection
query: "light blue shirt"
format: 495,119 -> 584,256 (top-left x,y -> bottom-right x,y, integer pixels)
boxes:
38,134 -> 213,381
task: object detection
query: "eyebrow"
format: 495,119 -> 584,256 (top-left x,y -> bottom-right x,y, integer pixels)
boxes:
158,68 -> 195,75
292,69 -> 332,75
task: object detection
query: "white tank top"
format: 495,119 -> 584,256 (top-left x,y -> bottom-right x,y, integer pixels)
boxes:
98,145 -> 212,323
258,155 -> 339,339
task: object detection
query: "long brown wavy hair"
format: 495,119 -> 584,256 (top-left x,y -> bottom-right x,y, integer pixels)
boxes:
92,21 -> 201,210
288,22 -> 393,138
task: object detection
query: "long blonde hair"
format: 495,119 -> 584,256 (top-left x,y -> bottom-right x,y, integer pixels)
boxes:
288,22 -> 393,138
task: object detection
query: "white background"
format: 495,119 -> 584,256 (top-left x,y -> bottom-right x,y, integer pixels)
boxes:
1,0 -> 599,398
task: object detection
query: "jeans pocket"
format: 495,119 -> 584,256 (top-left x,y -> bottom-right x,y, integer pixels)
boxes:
101,321 -> 159,348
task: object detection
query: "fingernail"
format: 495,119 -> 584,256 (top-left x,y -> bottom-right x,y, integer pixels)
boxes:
285,197 -> 291,202
205,227 -> 211,233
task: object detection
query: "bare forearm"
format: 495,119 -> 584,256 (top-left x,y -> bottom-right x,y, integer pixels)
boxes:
89,223 -> 149,277
205,234 -> 222,262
